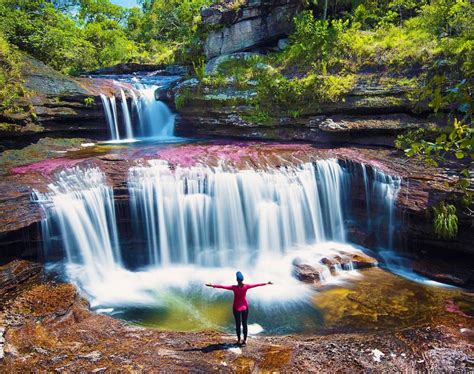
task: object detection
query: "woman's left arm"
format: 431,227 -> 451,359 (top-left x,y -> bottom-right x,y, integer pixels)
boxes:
247,282 -> 272,289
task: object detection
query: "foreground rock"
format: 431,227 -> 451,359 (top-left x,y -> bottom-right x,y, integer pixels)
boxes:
0,261 -> 472,372
201,0 -> 304,58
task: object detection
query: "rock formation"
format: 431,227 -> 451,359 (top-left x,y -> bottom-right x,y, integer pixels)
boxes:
201,0 -> 305,58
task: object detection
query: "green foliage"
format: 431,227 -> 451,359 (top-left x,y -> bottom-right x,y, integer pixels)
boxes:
135,0 -> 215,63
0,0 -> 144,73
175,91 -> 191,110
192,58 -> 207,81
0,34 -> 27,114
241,108 -> 273,124
255,70 -> 356,113
84,97 -> 95,106
433,202 -> 458,239
286,11 -> 348,72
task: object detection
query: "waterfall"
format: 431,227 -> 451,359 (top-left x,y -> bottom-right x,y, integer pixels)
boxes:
33,168 -> 121,282
99,78 -> 176,141
100,94 -> 120,140
120,89 -> 133,139
35,158 -> 403,306
128,159 -> 348,268
359,164 -> 401,250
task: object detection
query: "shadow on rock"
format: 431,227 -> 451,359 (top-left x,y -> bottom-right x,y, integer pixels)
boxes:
182,342 -> 241,353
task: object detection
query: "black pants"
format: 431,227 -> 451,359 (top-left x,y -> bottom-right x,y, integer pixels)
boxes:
233,308 -> 249,341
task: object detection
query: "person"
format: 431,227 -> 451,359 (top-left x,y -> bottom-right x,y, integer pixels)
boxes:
205,271 -> 272,346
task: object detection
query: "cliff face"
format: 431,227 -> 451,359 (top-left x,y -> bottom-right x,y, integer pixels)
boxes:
201,0 -> 304,58
0,56 -> 113,150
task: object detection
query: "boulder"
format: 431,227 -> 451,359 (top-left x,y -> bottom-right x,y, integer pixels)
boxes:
293,263 -> 322,285
201,0 -> 305,58
350,253 -> 378,269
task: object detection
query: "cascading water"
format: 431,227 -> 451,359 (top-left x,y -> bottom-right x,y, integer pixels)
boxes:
128,160 -> 347,268
357,164 -> 401,250
35,158 -> 403,330
98,75 -> 179,142
33,168 -> 122,283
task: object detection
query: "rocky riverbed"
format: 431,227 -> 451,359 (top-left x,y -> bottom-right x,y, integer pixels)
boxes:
0,260 -> 473,372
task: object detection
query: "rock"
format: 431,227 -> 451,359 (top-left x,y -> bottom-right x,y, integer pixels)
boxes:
201,0 -> 305,58
350,253 -> 378,269
0,55 -> 115,148
0,260 -> 43,297
320,118 -> 349,132
171,75 -> 443,147
278,38 -> 290,50
293,263 -> 322,285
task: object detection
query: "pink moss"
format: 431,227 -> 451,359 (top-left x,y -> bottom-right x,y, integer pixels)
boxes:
11,158 -> 86,176
445,299 -> 472,319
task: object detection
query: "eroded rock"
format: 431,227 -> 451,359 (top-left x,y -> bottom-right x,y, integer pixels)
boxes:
0,260 -> 43,297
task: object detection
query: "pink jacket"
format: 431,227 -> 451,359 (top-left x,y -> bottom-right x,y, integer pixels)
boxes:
212,283 -> 267,311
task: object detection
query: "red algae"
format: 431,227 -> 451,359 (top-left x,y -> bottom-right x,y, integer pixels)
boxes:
11,158 -> 87,176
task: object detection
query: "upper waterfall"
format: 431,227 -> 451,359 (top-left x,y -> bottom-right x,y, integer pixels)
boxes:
97,74 -> 180,142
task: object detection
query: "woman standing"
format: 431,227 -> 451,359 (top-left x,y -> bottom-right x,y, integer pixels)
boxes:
206,271 -> 272,346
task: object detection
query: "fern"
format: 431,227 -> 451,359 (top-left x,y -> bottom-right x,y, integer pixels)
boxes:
433,202 -> 458,239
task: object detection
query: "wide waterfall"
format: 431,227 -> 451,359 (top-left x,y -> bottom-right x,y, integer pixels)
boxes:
98,75 -> 178,142
35,159 -> 402,313
128,160 -> 346,267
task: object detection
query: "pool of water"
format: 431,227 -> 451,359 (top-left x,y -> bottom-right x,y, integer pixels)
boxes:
80,265 -> 471,336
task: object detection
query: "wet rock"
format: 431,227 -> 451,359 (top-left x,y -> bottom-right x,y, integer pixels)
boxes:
350,253 -> 378,269
293,263 -> 322,285
278,38 -> 289,50
0,260 -> 43,297
201,0 -> 304,58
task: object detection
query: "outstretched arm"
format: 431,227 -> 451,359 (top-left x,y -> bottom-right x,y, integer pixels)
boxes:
205,284 -> 233,290
247,282 -> 273,289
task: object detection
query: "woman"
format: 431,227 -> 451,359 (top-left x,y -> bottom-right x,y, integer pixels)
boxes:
206,271 -> 272,346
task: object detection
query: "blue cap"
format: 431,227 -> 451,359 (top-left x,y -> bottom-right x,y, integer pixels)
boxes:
236,271 -> 244,282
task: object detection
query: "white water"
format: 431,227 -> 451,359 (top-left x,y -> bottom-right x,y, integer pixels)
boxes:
33,168 -> 122,283
99,77 -> 176,142
36,160 -> 401,308
128,160 -> 346,267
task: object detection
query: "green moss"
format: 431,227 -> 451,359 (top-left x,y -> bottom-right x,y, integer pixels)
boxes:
0,137 -> 86,174
241,108 -> 274,125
